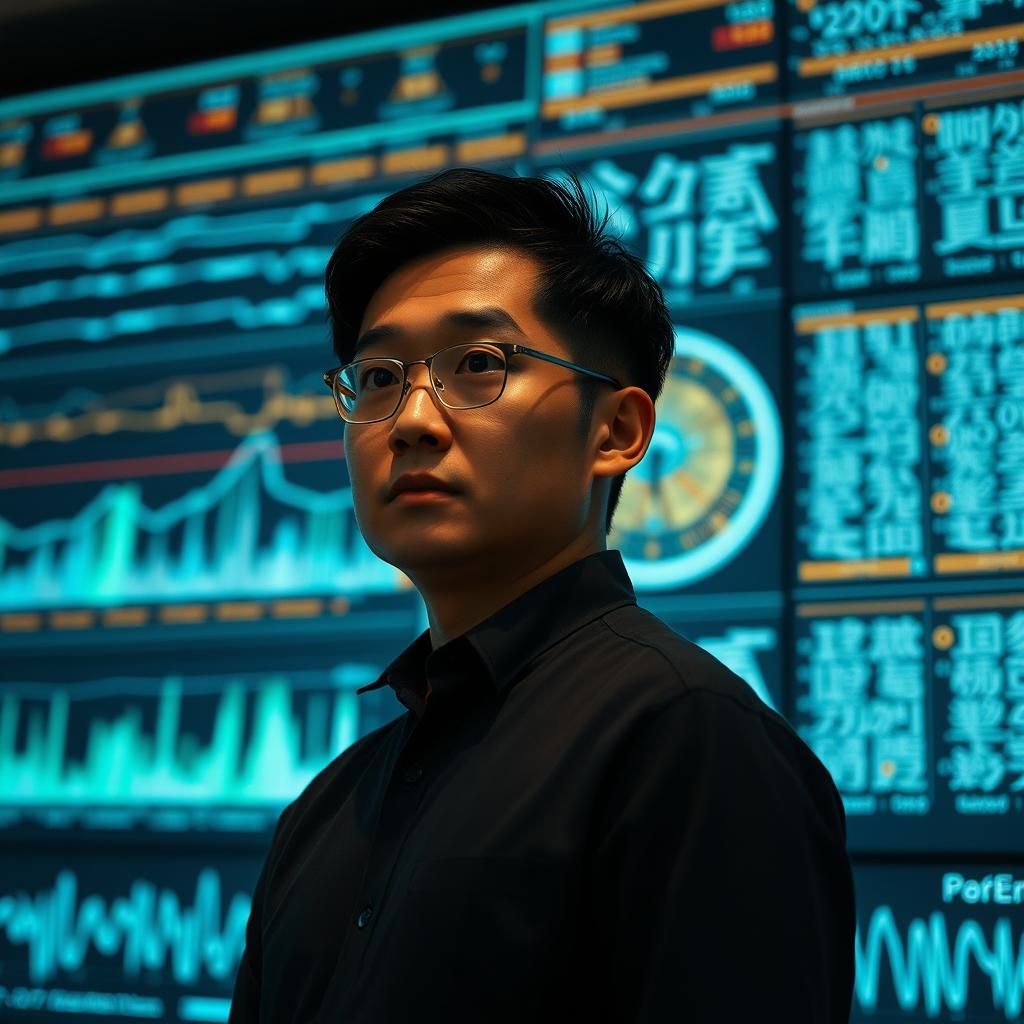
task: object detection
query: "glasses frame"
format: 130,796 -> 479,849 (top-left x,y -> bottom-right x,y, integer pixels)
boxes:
322,341 -> 623,424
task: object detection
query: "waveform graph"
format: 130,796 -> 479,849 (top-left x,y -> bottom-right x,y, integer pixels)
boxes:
0,429 -> 415,612
0,188 -> 385,361
0,642 -> 405,834
0,848 -> 261,1023
852,860 -> 1024,1022
0,355 -> 341,455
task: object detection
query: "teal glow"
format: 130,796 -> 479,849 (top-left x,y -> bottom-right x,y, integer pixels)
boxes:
0,869 -> 250,985
0,431 -> 403,608
0,668 -> 372,805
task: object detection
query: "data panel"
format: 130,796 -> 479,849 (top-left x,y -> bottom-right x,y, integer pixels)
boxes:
787,0 -> 1024,101
2,1 -> 1023,1019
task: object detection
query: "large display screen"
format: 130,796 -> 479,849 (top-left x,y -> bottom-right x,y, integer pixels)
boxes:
1,0 -> 1022,1019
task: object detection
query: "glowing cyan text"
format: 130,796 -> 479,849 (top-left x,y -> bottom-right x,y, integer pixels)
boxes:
941,872 -> 1024,904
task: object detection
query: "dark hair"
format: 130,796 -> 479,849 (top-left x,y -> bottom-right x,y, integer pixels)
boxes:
324,167 -> 674,535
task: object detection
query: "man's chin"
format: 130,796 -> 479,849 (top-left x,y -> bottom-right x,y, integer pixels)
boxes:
377,537 -> 507,575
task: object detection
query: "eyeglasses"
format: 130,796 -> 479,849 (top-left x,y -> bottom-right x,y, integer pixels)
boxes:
322,340 -> 622,424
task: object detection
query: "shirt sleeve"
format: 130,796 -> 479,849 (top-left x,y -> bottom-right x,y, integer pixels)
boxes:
586,687 -> 856,1022
227,849 -> 270,1024
228,800 -> 297,1024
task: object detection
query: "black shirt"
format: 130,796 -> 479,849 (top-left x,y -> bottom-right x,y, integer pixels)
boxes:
228,549 -> 855,1023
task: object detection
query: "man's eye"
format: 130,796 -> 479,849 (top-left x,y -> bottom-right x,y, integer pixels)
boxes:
362,366 -> 399,389
457,350 -> 504,373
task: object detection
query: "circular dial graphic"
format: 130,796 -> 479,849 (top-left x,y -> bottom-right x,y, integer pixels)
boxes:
612,326 -> 782,591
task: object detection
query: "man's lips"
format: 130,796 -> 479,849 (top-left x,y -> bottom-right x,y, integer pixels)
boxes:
391,488 -> 458,503
387,474 -> 458,501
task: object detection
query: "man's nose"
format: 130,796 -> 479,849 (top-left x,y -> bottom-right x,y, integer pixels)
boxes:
396,362 -> 442,413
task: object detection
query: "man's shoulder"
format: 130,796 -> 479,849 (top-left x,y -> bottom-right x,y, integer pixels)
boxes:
596,603 -> 782,721
595,603 -> 845,826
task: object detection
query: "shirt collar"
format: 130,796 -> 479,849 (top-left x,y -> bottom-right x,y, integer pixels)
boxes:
356,549 -> 637,712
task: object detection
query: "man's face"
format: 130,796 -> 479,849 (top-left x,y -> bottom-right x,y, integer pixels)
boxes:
343,245 -> 609,581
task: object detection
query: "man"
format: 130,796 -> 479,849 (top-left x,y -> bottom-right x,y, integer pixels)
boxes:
228,168 -> 856,1023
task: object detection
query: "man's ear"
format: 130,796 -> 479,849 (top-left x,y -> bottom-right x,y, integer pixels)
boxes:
591,387 -> 655,481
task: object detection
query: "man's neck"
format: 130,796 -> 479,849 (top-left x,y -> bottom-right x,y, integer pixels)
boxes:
421,539 -> 606,649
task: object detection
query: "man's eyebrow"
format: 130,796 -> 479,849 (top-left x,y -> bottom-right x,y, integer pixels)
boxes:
443,307 -> 527,336
352,323 -> 398,358
352,307 -> 526,358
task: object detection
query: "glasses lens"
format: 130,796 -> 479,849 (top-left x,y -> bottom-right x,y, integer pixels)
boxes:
335,358 -> 402,422
334,344 -> 507,422
433,343 -> 507,409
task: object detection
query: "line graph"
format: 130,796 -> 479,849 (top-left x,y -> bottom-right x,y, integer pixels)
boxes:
0,192 -> 385,356
0,430 -> 399,608
0,664 -> 382,812
0,365 -> 334,448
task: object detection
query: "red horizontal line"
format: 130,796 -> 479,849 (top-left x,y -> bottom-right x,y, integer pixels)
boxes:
791,67 -> 1024,122
0,439 -> 342,489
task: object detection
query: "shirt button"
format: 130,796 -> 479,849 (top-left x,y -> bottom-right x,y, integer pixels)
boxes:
356,905 -> 373,929
403,762 -> 423,784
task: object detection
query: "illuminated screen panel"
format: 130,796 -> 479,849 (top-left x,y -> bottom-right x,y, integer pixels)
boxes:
792,299 -> 928,586
0,363 -> 387,611
786,0 -> 1024,101
604,300 -> 786,593
792,283 -> 1024,587
794,597 -> 933,849
791,85 -> 1024,300
925,292 -> 1024,576
0,18 -> 530,185
0,183 -> 385,371
791,108 -> 924,297
610,303 -> 786,595
0,848 -> 261,1023
536,123 -> 784,309
539,0 -> 780,141
931,595 -> 1024,825
0,629 -> 408,835
921,90 -> 1024,284
792,593 -> 1024,854
851,861 -> 1024,1022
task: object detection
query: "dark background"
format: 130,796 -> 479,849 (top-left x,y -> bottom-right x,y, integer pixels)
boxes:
0,0 -> 514,99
